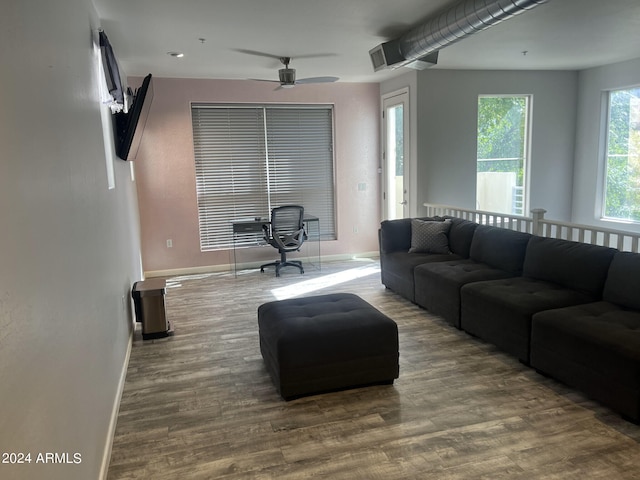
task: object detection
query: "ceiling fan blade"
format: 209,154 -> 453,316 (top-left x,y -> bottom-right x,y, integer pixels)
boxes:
233,49 -> 282,60
250,78 -> 280,83
296,76 -> 339,84
291,53 -> 338,60
235,49 -> 337,61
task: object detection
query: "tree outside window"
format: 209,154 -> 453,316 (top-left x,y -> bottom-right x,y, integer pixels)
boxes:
477,95 -> 531,215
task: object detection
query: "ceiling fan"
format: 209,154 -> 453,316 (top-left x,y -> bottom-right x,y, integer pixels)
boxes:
236,50 -> 339,89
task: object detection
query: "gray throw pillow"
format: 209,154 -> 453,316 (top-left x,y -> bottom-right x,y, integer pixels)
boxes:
409,219 -> 451,254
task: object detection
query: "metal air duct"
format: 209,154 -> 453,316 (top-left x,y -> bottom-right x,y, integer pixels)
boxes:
370,0 -> 549,71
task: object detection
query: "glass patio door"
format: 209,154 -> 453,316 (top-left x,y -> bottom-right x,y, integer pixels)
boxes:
382,89 -> 410,220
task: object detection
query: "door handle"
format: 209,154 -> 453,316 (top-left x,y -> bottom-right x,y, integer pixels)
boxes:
399,200 -> 407,205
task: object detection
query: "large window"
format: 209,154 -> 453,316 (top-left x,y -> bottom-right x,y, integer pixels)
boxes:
191,104 -> 335,251
476,95 -> 531,215
603,87 -> 640,222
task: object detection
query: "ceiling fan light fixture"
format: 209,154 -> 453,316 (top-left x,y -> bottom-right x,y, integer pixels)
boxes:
278,68 -> 296,85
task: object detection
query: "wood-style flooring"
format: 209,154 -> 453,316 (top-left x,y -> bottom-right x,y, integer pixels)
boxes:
107,259 -> 640,479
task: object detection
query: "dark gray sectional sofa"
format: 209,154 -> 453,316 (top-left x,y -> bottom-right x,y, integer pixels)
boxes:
379,216 -> 640,422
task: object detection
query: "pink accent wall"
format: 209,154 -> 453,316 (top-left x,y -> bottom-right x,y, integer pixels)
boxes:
133,77 -> 381,274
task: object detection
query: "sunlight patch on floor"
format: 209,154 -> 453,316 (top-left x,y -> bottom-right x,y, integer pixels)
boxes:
270,264 -> 381,300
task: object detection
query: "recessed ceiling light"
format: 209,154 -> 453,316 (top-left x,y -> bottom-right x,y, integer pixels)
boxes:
167,51 -> 184,58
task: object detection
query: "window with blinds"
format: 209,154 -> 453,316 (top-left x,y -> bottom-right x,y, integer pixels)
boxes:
191,104 -> 336,251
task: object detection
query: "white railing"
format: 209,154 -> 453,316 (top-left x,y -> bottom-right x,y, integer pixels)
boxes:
423,204 -> 533,233
423,203 -> 640,253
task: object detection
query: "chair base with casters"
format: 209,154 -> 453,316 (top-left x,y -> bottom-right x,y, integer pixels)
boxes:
260,205 -> 307,277
260,251 -> 304,277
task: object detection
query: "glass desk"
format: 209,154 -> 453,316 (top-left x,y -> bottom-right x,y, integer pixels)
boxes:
230,215 -> 320,276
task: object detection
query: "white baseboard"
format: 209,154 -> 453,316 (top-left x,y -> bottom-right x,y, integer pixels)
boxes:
99,326 -> 133,480
144,252 -> 379,278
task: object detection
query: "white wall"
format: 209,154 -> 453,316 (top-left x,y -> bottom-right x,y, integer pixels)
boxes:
572,57 -> 640,230
0,1 -> 142,479
414,69 -> 578,220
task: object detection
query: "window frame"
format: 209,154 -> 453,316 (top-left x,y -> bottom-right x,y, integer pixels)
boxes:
191,103 -> 336,251
601,85 -> 640,224
476,94 -> 532,216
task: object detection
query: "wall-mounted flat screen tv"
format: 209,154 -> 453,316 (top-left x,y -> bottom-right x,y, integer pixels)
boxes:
114,74 -> 153,160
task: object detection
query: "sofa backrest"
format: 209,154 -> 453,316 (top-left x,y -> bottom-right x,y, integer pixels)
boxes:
380,216 -> 478,256
523,236 -> 616,296
603,251 -> 640,309
379,217 -> 437,253
445,217 -> 479,258
469,225 -> 531,274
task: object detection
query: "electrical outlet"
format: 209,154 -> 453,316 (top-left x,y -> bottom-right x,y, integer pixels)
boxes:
166,239 -> 173,248
353,226 -> 358,234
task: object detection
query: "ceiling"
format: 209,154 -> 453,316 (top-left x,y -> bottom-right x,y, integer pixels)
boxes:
93,0 -> 640,84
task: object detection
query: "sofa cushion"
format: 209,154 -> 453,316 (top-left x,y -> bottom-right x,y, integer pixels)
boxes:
446,217 -> 479,258
379,216 -> 438,253
409,219 -> 452,254
522,236 -> 616,297
460,277 -> 596,362
414,259 -> 516,328
380,250 -> 463,302
469,225 -> 531,275
603,252 -> 640,310
530,301 -> 640,421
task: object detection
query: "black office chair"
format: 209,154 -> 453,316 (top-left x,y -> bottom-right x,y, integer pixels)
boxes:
260,205 -> 307,277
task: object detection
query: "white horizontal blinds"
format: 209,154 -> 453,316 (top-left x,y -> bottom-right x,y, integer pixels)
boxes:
266,107 -> 336,240
192,106 -> 269,250
191,103 -> 336,251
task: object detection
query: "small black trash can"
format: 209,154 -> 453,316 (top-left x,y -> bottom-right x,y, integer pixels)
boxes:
132,279 -> 173,340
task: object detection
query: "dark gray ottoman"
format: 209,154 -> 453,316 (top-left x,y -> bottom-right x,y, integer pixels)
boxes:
258,293 -> 399,400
